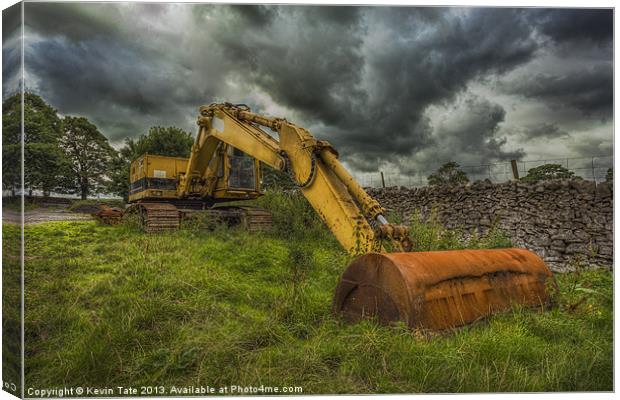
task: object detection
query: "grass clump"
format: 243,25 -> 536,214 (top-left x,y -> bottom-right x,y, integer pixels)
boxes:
402,208 -> 512,251
251,190 -> 334,243
12,191 -> 613,393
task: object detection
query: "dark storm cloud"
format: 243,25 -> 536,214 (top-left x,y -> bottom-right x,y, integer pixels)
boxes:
229,4 -> 277,26
23,2 -> 123,42
341,8 -> 538,159
568,136 -> 613,156
2,2 -> 21,97
200,6 -> 540,170
2,2 -> 20,40
520,122 -> 569,140
501,64 -> 613,119
396,95 -> 525,173
24,35 -> 204,141
209,5 -> 366,127
18,4 -> 613,173
530,8 -> 613,45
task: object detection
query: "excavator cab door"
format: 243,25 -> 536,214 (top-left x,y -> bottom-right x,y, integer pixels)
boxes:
227,147 -> 257,190
210,146 -> 263,201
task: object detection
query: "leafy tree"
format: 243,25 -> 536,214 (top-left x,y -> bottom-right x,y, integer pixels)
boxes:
2,93 -> 68,195
427,162 -> 469,186
124,126 -> 194,161
2,139 -> 20,195
107,126 -> 194,199
521,163 -> 576,182
59,116 -> 116,199
25,143 -> 72,196
106,154 -> 131,202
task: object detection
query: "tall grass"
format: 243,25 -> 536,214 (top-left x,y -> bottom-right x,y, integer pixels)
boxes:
388,208 -> 512,251
15,191 -> 613,393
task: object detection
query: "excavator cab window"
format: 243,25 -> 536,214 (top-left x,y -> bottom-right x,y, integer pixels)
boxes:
228,147 -> 256,190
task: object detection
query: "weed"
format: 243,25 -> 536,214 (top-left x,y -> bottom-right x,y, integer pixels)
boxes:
406,208 -> 512,251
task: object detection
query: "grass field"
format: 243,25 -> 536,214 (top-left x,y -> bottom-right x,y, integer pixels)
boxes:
10,192 -> 614,393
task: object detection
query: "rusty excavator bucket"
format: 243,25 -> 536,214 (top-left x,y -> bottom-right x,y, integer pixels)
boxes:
334,248 -> 553,330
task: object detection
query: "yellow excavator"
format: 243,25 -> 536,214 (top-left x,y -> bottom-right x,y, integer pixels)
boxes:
118,102 -> 553,330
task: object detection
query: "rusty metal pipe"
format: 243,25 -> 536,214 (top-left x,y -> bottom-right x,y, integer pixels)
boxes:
334,248 -> 553,330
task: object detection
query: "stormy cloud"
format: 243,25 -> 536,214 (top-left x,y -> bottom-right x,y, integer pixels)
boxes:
5,3 -> 613,177
2,2 -> 22,97
530,8 -> 613,45
520,123 -> 570,140
501,65 -> 613,119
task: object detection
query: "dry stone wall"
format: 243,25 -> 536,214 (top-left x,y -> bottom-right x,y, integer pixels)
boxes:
366,180 -> 613,272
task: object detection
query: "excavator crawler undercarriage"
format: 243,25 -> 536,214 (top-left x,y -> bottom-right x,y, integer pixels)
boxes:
123,203 -> 273,233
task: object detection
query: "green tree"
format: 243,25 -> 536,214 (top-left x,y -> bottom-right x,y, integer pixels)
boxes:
106,153 -> 131,202
107,126 -> 194,199
59,116 -> 116,199
521,163 -> 576,182
427,162 -> 469,186
125,126 -> 194,160
2,93 -> 69,195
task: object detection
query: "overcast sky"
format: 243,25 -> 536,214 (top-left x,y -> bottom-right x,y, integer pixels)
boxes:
2,3 -> 614,179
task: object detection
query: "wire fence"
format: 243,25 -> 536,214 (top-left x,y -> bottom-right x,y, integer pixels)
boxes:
353,155 -> 614,188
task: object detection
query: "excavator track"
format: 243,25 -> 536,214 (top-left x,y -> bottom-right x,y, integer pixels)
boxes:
127,203 -> 273,233
126,203 -> 181,233
233,206 -> 273,232
183,205 -> 273,232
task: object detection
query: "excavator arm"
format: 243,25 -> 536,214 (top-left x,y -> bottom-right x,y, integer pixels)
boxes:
178,102 -> 411,254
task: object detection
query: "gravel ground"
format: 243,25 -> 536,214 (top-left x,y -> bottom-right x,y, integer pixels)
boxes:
3,208 -> 94,225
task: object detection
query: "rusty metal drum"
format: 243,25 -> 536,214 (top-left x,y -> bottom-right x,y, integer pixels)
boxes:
333,248 -> 553,330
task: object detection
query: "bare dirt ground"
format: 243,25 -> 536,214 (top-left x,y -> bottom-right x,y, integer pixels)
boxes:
3,208 -> 94,225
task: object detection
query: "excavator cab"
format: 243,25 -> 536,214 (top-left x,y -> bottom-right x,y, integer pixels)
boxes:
227,147 -> 258,191
128,147 -> 263,204
206,145 -> 263,199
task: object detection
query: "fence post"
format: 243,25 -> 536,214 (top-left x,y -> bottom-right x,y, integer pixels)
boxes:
380,171 -> 386,188
510,160 -> 520,180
